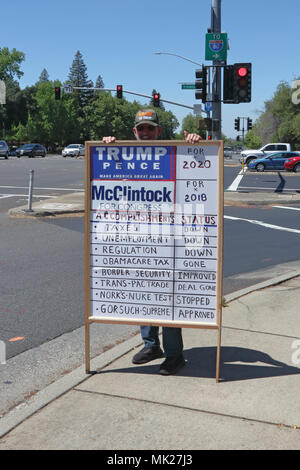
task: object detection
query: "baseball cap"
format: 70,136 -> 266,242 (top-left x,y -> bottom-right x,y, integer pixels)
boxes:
134,109 -> 159,127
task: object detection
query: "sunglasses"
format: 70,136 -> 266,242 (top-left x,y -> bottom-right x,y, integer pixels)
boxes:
136,125 -> 156,132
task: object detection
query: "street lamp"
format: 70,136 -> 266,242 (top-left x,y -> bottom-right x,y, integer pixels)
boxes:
154,51 -> 202,67
154,51 -> 209,137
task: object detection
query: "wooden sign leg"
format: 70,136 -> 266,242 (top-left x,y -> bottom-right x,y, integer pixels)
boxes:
216,326 -> 222,383
85,320 -> 91,374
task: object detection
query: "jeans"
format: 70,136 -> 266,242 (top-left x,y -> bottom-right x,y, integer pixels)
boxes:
140,325 -> 183,357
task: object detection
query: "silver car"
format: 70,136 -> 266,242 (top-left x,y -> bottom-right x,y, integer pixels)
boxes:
62,144 -> 85,158
0,140 -> 9,159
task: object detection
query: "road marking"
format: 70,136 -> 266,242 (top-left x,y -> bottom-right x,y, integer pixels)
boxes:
0,194 -> 57,199
224,215 -> 300,234
272,205 -> 300,211
9,336 -> 25,342
239,185 -> 299,192
0,185 -> 84,191
41,203 -> 75,209
226,170 -> 244,191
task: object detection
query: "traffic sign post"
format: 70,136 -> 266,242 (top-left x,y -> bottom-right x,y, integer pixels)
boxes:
205,33 -> 227,61
63,84 -> 73,94
181,83 -> 196,90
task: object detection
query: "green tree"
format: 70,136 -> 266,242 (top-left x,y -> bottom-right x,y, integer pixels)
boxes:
252,80 -> 300,147
244,128 -> 262,148
85,93 -> 179,141
68,50 -> 93,109
0,47 -> 25,81
0,47 -> 25,137
85,92 -> 139,140
10,81 -> 80,147
95,75 -> 104,89
176,113 -> 206,139
38,68 -> 50,83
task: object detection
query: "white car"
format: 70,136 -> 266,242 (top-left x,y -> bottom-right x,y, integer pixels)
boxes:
62,144 -> 85,158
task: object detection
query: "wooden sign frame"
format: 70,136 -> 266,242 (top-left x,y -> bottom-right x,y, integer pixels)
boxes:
85,140 -> 224,381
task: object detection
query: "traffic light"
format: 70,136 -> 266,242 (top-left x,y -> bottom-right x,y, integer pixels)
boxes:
204,117 -> 212,131
247,118 -> 253,130
55,86 -> 61,100
152,92 -> 160,107
234,118 -> 240,131
233,63 -> 252,103
223,65 -> 234,103
212,119 -> 220,132
207,134 -> 212,140
116,85 -> 123,99
195,66 -> 208,103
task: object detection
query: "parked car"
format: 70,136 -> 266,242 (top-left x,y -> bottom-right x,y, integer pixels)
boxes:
62,144 -> 85,158
16,143 -> 47,158
224,147 -> 233,159
284,155 -> 300,172
247,151 -> 300,172
240,143 -> 292,166
8,145 -> 19,156
0,140 -> 9,159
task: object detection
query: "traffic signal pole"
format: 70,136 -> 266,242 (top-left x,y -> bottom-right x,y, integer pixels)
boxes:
71,86 -> 196,111
211,0 -> 222,140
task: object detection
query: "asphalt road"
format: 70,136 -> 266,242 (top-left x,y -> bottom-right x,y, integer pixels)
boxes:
0,154 -> 84,212
1,155 -> 300,415
1,156 -> 300,359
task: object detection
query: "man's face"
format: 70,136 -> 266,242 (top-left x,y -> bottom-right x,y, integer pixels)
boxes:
133,123 -> 162,140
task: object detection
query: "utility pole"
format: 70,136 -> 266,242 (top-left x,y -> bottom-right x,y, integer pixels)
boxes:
211,0 -> 222,140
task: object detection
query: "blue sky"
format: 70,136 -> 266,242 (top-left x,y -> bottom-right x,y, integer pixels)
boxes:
3,0 -> 300,138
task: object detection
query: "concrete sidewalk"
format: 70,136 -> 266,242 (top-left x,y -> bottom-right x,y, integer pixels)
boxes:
2,189 -> 300,449
0,271 -> 300,450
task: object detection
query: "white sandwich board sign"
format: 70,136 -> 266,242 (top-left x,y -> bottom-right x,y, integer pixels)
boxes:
84,140 -> 224,380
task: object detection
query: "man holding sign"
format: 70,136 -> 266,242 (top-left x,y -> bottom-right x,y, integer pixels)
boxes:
102,109 -> 202,375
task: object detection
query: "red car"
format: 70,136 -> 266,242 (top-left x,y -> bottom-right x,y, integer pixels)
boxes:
284,154 -> 300,172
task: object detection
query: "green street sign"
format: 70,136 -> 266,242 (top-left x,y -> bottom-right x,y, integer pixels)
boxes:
205,33 -> 227,61
181,83 -> 196,90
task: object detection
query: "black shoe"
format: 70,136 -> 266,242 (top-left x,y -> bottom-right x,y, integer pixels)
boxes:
132,346 -> 164,364
159,355 -> 185,375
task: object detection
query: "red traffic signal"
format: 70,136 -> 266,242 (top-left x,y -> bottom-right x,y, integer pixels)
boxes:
116,85 -> 123,99
237,66 -> 248,78
55,86 -> 61,100
153,92 -> 160,107
233,63 -> 252,103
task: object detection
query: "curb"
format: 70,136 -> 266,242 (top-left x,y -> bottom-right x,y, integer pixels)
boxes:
1,270 -> 300,439
0,335 -> 143,439
8,208 -> 84,218
224,269 -> 300,303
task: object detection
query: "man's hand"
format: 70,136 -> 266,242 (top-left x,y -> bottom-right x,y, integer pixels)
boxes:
102,136 -> 116,143
184,130 -> 202,143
